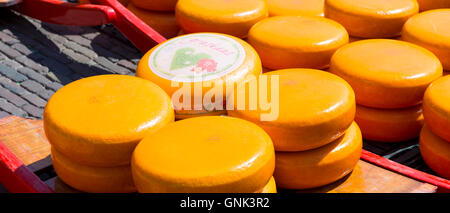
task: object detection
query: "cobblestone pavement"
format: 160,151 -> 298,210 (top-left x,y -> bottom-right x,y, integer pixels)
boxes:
0,8 -> 143,120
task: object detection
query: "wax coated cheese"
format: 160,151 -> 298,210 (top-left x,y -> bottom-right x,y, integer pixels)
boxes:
267,0 -> 324,17
402,9 -> 450,71
228,69 -> 356,152
247,16 -> 348,70
51,147 -> 135,193
417,0 -> 450,11
420,124 -> 450,179
261,177 -> 277,193
175,0 -> 268,38
423,75 -> 450,142
355,104 -> 424,142
136,33 -> 262,119
44,75 -> 174,167
130,0 -> 177,11
330,39 -> 443,109
128,3 -> 180,38
131,116 -> 275,193
274,122 -> 362,190
324,0 -> 418,38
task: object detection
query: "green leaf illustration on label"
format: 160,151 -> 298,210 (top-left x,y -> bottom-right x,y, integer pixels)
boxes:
170,48 -> 211,71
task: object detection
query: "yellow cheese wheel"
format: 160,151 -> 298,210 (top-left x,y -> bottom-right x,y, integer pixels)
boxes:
417,0 -> 450,11
247,16 -> 348,70
419,124 -> 450,179
355,104 -> 424,142
44,75 -> 174,167
51,147 -> 135,193
274,122 -> 362,190
423,75 -> 450,143
130,0 -> 177,11
330,39 -> 443,109
136,33 -> 262,119
228,69 -> 355,151
261,177 -> 277,193
267,0 -> 324,17
175,0 -> 268,38
132,116 -> 275,193
128,3 -> 180,39
324,0 -> 418,38
402,9 -> 450,71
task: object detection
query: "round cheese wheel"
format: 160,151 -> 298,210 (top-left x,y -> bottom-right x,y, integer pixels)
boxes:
132,116 -> 275,193
355,104 -> 424,142
274,122 -> 362,190
228,69 -> 356,151
267,0 -> 324,17
44,75 -> 174,167
402,9 -> 450,71
261,177 -> 277,193
247,16 -> 348,70
130,0 -> 177,11
136,33 -> 262,119
417,0 -> 450,11
423,75 -> 450,143
127,3 -> 180,39
324,0 -> 418,38
51,147 -> 135,193
175,0 -> 268,38
330,39 -> 443,109
419,124 -> 450,179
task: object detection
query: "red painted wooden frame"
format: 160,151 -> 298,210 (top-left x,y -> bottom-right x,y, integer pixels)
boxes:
1,0 -> 449,193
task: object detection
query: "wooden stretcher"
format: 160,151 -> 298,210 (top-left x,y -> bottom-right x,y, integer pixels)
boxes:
0,0 -> 449,193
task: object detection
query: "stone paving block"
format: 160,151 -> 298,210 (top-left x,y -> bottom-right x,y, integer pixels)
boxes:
0,31 -> 19,45
62,48 -> 91,64
48,82 -> 63,91
64,40 -> 97,59
1,58 -> 22,70
22,104 -> 43,118
38,89 -> 55,100
94,56 -> 131,75
46,71 -> 71,85
0,63 -> 27,82
0,98 -> 27,117
11,43 -> 33,55
21,93 -> 46,108
0,76 -> 28,96
17,67 -> 53,88
21,79 -> 45,93
15,56 -> 48,73
66,34 -> 92,47
0,85 -> 27,107
0,42 -> 21,58
117,59 -> 137,71
39,48 -> 71,64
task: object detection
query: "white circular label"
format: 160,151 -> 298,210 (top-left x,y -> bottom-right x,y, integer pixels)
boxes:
148,34 -> 246,82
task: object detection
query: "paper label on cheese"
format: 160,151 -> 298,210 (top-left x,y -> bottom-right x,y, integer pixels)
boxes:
149,34 -> 246,82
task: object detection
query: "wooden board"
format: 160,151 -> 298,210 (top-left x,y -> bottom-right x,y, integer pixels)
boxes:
0,116 -> 438,193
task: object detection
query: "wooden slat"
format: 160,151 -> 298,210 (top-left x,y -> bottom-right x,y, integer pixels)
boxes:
0,116 -> 440,193
0,116 -> 52,173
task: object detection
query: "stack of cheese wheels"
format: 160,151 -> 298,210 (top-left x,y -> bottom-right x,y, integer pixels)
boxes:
420,75 -> 450,179
330,39 -> 443,142
175,0 -> 268,38
127,0 -> 179,38
131,116 -> 276,193
248,16 -> 348,70
266,0 -> 324,17
136,33 -> 262,120
44,75 -> 175,193
417,0 -> 450,11
324,0 -> 418,38
229,69 -> 362,190
402,9 -> 450,73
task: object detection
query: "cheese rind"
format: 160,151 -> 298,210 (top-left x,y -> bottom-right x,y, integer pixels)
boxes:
420,124 -> 450,179
128,3 -> 180,38
274,122 -> 362,189
136,33 -> 262,119
330,39 -> 443,109
130,0 -> 177,11
355,104 -> 424,142
261,177 -> 277,193
44,75 -> 174,167
423,75 -> 450,143
324,0 -> 418,38
402,9 -> 450,71
131,116 -> 275,193
228,69 -> 356,151
267,0 -> 324,17
175,0 -> 268,38
51,147 -> 136,193
417,0 -> 450,11
248,16 -> 348,70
